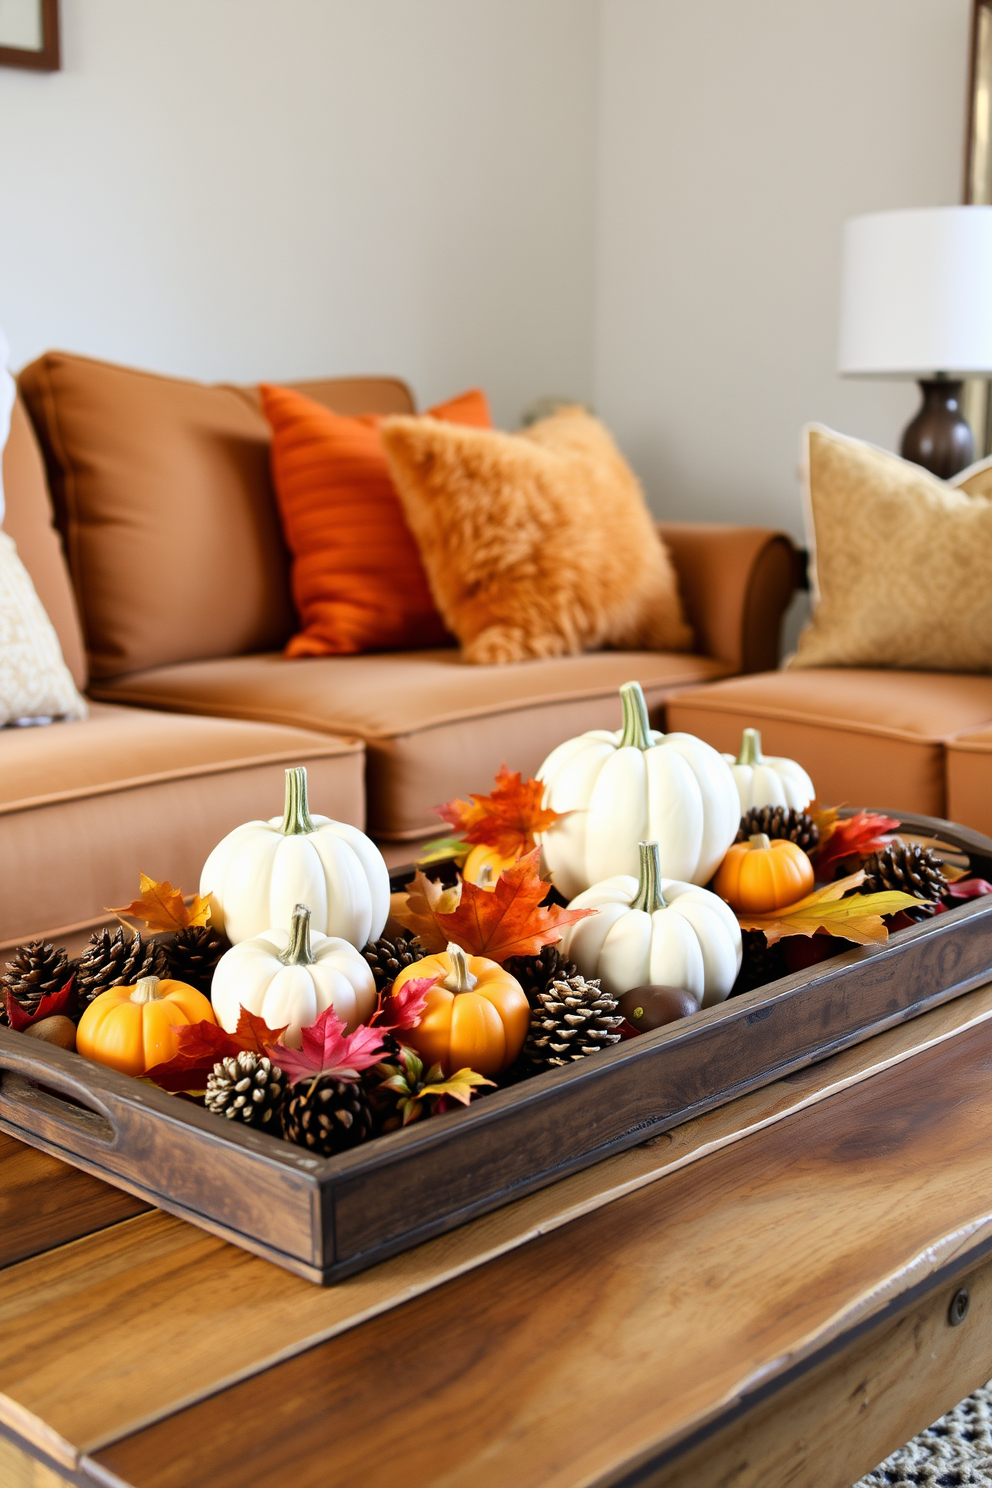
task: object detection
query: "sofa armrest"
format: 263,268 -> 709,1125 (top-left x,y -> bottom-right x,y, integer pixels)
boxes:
658,522 -> 800,675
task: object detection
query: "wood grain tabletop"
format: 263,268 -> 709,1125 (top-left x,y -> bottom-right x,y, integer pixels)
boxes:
5,989 -> 992,1488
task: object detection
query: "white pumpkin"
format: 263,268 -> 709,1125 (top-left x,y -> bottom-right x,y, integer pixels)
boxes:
560,841 -> 741,1006
201,766 -> 390,947
211,902 -> 376,1048
537,680 -> 740,900
723,728 -> 814,813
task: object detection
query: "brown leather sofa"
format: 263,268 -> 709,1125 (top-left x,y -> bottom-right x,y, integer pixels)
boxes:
2,352 -> 796,948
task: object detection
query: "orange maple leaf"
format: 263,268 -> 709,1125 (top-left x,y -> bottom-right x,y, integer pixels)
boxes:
398,849 -> 596,963
110,872 -> 212,933
435,765 -> 567,858
814,811 -> 899,873
392,871 -> 464,947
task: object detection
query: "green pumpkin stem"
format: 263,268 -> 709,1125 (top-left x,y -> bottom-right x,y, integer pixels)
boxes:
280,766 -> 316,836
619,680 -> 653,751
735,728 -> 764,768
631,841 -> 667,913
279,903 -> 315,967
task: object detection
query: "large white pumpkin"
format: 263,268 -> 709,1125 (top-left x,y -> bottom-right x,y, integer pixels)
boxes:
537,680 -> 740,900
723,728 -> 814,813
201,766 -> 390,947
211,903 -> 376,1048
559,841 -> 741,1006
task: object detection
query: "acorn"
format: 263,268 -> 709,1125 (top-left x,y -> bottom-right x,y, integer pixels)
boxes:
24,1015 -> 77,1050
617,985 -> 698,1032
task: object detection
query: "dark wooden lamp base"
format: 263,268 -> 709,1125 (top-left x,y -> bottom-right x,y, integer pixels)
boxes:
901,378 -> 975,479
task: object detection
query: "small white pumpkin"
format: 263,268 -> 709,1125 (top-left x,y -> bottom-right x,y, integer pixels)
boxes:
559,841 -> 741,1006
537,680 -> 740,900
211,902 -> 376,1048
723,728 -> 814,813
201,766 -> 390,947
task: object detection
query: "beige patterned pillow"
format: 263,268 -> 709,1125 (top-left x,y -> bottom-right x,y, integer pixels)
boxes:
789,425 -> 992,672
0,531 -> 88,725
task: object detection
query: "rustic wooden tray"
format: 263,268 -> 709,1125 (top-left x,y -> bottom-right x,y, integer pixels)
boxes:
2,810 -> 992,1285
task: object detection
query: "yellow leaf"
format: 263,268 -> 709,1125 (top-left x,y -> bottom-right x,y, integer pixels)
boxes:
737,873 -> 927,946
421,1067 -> 495,1106
110,872 -> 211,933
809,802 -> 839,848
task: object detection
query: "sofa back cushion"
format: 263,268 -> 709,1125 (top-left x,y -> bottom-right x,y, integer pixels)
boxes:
2,394 -> 88,689
18,352 -> 414,680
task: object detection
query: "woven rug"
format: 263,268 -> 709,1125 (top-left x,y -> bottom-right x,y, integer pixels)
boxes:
855,1383 -> 992,1486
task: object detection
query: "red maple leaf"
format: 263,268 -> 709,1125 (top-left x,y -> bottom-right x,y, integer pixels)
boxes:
145,1008 -> 288,1093
429,848 -> 596,963
5,976 -> 75,1032
273,1006 -> 389,1088
435,764 -> 567,858
371,975 -> 438,1033
814,811 -> 899,874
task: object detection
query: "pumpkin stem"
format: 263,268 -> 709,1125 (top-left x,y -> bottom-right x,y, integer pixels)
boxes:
442,942 -> 478,994
749,833 -> 772,851
130,975 -> 164,1005
735,728 -> 764,768
280,766 -> 316,836
279,903 -> 316,966
631,841 -> 667,913
618,681 -> 653,751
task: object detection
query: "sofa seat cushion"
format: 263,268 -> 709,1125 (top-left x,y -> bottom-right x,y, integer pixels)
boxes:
944,728 -> 992,839
0,702 -> 364,945
91,649 -> 734,841
665,670 -> 992,820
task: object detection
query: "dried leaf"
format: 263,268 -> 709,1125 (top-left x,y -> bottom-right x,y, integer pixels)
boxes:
420,1066 -> 495,1107
430,848 -> 596,963
944,877 -> 992,900
435,764 -> 567,858
392,870 -> 463,946
808,803 -> 839,848
110,872 -> 212,933
5,976 -> 75,1032
737,872 -> 927,946
274,1006 -> 389,1088
813,812 -> 900,873
372,975 -> 438,1033
416,835 -> 471,868
144,1010 -> 288,1093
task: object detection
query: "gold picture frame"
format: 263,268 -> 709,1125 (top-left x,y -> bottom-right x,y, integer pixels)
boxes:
0,0 -> 59,72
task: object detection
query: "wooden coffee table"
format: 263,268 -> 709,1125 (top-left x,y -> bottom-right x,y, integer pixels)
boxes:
4,987 -> 992,1488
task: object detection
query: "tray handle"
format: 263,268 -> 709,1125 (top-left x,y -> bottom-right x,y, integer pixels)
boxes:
0,1039 -> 119,1148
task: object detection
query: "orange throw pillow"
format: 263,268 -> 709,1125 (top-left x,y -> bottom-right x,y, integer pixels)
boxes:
261,384 -> 491,656
380,407 -> 693,665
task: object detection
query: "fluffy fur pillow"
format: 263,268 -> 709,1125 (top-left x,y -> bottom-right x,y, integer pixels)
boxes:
379,408 -> 692,665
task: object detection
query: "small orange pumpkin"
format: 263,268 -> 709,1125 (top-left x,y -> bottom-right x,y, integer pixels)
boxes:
76,975 -> 216,1077
462,843 -> 519,892
713,833 -> 814,914
392,942 -> 529,1075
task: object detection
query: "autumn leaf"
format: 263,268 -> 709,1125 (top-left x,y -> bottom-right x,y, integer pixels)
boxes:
434,848 -> 596,962
422,1066 -> 495,1107
944,877 -> 992,900
371,975 -> 438,1033
435,764 -> 568,858
813,812 -> 899,874
808,803 -> 839,849
110,872 -> 212,933
416,835 -> 472,867
737,872 -> 927,946
392,870 -> 463,946
375,1043 -> 493,1125
5,976 -> 75,1032
144,1009 -> 288,1093
274,1006 -> 389,1088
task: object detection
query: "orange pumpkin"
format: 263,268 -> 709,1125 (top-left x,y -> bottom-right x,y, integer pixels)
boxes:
713,833 -> 814,914
462,843 -> 519,891
76,975 -> 216,1077
392,942 -> 529,1075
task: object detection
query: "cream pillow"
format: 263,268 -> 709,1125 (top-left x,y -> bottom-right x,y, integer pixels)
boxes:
0,531 -> 88,725
790,424 -> 992,672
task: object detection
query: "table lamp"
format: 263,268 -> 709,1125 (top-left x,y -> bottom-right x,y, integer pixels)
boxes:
838,205 -> 992,478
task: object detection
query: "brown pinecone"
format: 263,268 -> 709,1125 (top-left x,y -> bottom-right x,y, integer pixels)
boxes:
164,924 -> 230,994
506,944 -> 580,1010
205,1052 -> 285,1131
75,928 -> 167,1010
1,941 -> 71,1025
731,930 -> 787,996
362,933 -> 426,994
737,805 -> 819,853
860,840 -> 948,908
281,1076 -> 375,1157
524,974 -> 622,1068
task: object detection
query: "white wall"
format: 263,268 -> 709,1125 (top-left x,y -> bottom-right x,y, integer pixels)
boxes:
595,0 -> 973,539
0,0 -> 599,427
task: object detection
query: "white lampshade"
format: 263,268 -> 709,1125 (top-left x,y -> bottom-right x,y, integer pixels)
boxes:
838,206 -> 992,378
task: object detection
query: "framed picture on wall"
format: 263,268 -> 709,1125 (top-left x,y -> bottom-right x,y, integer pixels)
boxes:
0,0 -> 59,71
